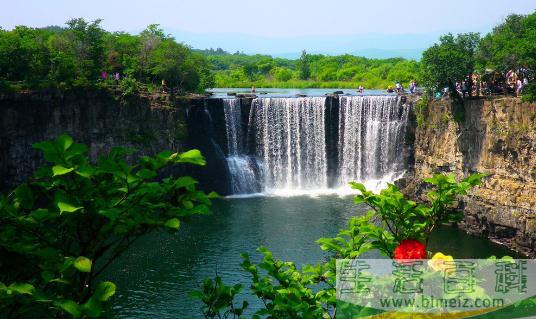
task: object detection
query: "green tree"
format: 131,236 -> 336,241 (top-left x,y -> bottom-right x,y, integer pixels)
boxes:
63,18 -> 106,85
297,50 -> 311,80
477,12 -> 536,72
0,26 -> 51,86
272,67 -> 293,82
0,134 -> 216,318
421,33 -> 479,97
148,39 -> 202,93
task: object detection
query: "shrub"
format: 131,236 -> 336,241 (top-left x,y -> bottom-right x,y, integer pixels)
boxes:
0,134 -> 216,318
192,173 -> 485,318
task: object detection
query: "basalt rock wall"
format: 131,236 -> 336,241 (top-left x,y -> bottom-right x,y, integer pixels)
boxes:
0,90 -> 197,191
400,97 -> 536,256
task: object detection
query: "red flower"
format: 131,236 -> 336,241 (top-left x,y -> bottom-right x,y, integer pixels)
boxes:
393,239 -> 426,261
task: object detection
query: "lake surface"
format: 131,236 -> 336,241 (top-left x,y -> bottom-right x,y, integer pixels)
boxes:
207,87 -> 396,98
105,195 -> 515,318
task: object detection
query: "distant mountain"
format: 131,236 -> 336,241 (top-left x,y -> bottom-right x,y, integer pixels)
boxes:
170,30 -> 437,60
270,49 -> 424,60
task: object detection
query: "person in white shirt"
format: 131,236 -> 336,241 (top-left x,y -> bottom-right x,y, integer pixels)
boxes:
516,79 -> 523,97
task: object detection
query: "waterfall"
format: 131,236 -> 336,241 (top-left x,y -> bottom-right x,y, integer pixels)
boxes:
223,98 -> 242,155
223,99 -> 261,194
220,95 -> 410,196
338,96 -> 410,186
249,97 -> 327,192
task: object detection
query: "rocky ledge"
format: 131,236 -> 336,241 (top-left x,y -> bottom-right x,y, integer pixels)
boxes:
400,97 -> 536,257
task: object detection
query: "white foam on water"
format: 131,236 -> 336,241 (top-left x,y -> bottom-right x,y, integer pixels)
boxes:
221,96 -> 411,198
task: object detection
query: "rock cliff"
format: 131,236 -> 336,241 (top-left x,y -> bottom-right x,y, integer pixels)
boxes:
401,97 -> 536,256
0,89 -> 188,190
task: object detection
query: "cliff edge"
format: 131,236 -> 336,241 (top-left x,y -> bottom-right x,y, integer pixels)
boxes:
400,97 -> 536,256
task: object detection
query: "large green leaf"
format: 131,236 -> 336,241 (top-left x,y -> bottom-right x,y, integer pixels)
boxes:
52,165 -> 74,176
55,299 -> 81,318
176,149 -> 206,165
33,140 -> 62,163
57,134 -> 74,151
14,183 -> 34,209
92,281 -> 116,301
73,257 -> 92,273
8,282 -> 35,295
57,201 -> 83,214
55,191 -> 83,214
164,218 -> 180,230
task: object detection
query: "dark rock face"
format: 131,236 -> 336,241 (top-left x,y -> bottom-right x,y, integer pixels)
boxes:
400,97 -> 536,256
184,98 -> 231,194
0,89 -> 190,191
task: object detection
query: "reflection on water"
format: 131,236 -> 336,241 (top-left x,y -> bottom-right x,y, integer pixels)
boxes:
105,196 -> 516,318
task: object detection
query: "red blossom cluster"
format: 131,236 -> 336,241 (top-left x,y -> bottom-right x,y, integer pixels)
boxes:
393,239 -> 426,260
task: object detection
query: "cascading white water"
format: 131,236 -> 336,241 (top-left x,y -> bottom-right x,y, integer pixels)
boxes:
223,98 -> 242,155
249,97 -> 328,192
221,95 -> 410,196
338,96 -> 410,186
223,99 -> 260,194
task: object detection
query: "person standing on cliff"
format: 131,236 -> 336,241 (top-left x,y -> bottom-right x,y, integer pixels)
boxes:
516,78 -> 523,97
409,80 -> 416,94
251,86 -> 256,93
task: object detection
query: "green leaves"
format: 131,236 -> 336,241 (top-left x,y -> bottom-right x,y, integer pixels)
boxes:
52,165 -> 74,176
79,282 -> 117,318
4,283 -> 35,295
54,299 -> 81,318
55,191 -> 83,214
57,134 -> 74,151
73,257 -> 92,273
192,173 -> 485,319
92,281 -> 116,302
421,32 -> 480,95
2,134 -> 215,317
176,149 -> 206,166
14,183 -> 34,210
189,277 -> 248,318
33,134 -> 88,166
164,218 -> 180,230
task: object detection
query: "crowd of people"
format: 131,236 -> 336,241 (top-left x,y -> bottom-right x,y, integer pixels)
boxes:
435,69 -> 531,99
100,70 -> 122,83
385,80 -> 418,95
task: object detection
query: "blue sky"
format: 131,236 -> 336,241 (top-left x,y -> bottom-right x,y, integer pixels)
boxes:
1,0 -> 534,58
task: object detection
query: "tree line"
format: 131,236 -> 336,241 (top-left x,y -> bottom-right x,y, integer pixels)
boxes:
0,19 -> 213,94
0,11 -> 534,98
201,49 -> 420,89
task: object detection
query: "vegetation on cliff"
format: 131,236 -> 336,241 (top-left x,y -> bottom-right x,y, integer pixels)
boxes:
421,11 -> 535,101
0,19 -> 213,94
1,11 -> 533,95
421,33 -> 480,95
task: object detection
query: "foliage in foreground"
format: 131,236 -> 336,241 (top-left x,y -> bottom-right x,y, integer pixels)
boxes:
191,173 -> 486,318
0,134 -> 216,318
